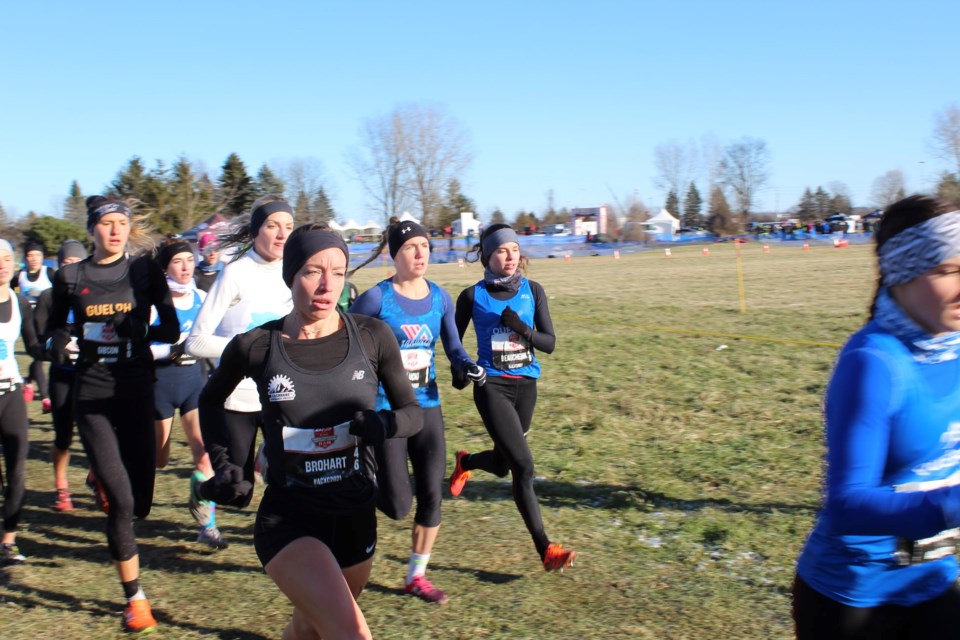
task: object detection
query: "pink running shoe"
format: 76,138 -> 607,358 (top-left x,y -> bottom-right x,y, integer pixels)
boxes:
405,575 -> 449,604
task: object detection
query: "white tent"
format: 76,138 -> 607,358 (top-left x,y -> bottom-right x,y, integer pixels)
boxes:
327,219 -> 344,231
341,219 -> 362,233
645,209 -> 680,236
361,220 -> 383,234
398,211 -> 420,224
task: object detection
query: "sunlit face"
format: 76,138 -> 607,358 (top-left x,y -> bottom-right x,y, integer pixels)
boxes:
394,236 -> 430,279
292,247 -> 347,322
0,251 -> 14,286
487,242 -> 521,277
166,251 -> 196,286
204,248 -> 221,265
25,250 -> 44,271
892,256 -> 960,336
92,213 -> 131,258
254,212 -> 294,262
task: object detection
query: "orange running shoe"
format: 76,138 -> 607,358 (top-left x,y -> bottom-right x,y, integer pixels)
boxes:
405,575 -> 449,604
542,543 -> 576,572
122,598 -> 157,634
449,450 -> 472,497
86,470 -> 109,514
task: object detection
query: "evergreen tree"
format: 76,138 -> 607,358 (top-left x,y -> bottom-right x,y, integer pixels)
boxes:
24,216 -> 86,254
706,186 -> 735,236
109,157 -> 149,199
255,164 -> 286,199
294,190 -> 312,222
813,186 -> 831,217
490,209 -> 506,225
937,171 -> 960,202
828,192 -> 852,215
512,210 -> 538,231
664,190 -> 679,216
63,180 -> 86,227
0,200 -> 7,229
312,187 -> 335,222
437,179 -> 476,230
218,153 -> 255,217
681,182 -> 702,228
167,157 -> 215,233
796,188 -> 817,223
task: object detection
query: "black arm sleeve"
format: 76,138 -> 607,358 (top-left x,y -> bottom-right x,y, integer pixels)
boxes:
145,260 -> 179,344
45,268 -> 71,337
197,332 -> 264,471
18,296 -> 42,359
360,317 -> 422,440
527,281 -> 556,354
454,286 -> 475,341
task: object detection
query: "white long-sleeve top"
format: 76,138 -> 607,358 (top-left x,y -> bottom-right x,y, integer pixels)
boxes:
186,249 -> 292,412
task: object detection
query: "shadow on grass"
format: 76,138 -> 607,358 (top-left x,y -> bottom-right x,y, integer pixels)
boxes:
449,478 -> 818,516
377,552 -> 523,586
0,579 -> 270,639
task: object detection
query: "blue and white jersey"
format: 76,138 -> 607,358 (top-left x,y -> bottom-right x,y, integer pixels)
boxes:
473,277 -> 540,379
373,279 -> 444,410
798,321 -> 960,607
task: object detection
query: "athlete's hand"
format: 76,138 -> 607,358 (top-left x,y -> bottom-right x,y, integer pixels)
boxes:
46,329 -> 73,365
500,306 -> 530,339
204,463 -> 252,507
168,341 -> 187,364
350,410 -> 388,446
465,363 -> 487,387
111,311 -> 149,340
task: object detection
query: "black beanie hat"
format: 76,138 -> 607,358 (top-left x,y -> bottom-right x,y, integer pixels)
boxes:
24,242 -> 44,256
157,240 -> 194,271
388,221 -> 429,258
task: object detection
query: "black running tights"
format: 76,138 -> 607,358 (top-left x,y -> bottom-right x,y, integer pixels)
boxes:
464,375 -> 549,558
0,388 -> 29,532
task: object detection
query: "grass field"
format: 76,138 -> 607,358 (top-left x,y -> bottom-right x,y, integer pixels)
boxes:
0,242 -> 879,639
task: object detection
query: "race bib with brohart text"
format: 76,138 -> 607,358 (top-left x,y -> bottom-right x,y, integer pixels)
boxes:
490,326 -> 533,370
281,421 -> 361,489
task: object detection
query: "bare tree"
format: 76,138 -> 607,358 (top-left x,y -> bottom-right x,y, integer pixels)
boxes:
347,110 -> 413,225
653,140 -> 698,201
870,170 -> 907,208
930,104 -> 960,176
399,103 -> 472,229
718,138 -> 770,224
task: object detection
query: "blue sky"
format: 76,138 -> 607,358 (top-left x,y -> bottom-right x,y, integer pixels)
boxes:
1,1 -> 957,223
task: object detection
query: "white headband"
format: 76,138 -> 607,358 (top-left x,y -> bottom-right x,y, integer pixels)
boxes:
0,240 -> 13,255
878,210 -> 960,287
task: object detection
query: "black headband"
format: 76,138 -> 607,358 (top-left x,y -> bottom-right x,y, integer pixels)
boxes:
282,229 -> 350,287
87,201 -> 132,232
250,201 -> 294,236
157,240 -> 194,270
388,221 -> 429,258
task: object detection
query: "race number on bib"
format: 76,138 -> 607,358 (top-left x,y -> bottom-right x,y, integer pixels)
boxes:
490,327 -> 533,370
281,421 -> 361,489
81,322 -> 131,363
402,348 -> 432,388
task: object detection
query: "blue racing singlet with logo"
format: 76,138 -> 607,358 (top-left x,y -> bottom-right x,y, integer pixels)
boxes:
374,279 -> 443,410
473,278 -> 540,379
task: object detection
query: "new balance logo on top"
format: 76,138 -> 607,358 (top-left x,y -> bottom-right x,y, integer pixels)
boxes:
352,370 -> 366,380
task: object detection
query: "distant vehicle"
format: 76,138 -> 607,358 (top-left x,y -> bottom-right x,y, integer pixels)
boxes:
544,223 -> 570,236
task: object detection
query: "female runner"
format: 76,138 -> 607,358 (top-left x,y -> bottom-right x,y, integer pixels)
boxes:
448,223 -> 576,572
185,195 -> 294,530
794,195 -> 960,637
0,239 -> 43,564
196,222 -> 421,639
33,239 -> 87,511
46,195 -> 178,633
350,220 -> 485,604
149,237 -> 225,549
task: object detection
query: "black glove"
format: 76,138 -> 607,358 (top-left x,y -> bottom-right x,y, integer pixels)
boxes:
46,329 -> 73,365
349,410 -> 389,446
111,311 -> 149,340
451,364 -> 470,390
202,463 -> 252,507
169,341 -> 187,363
500,306 -> 531,339
465,363 -> 487,387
